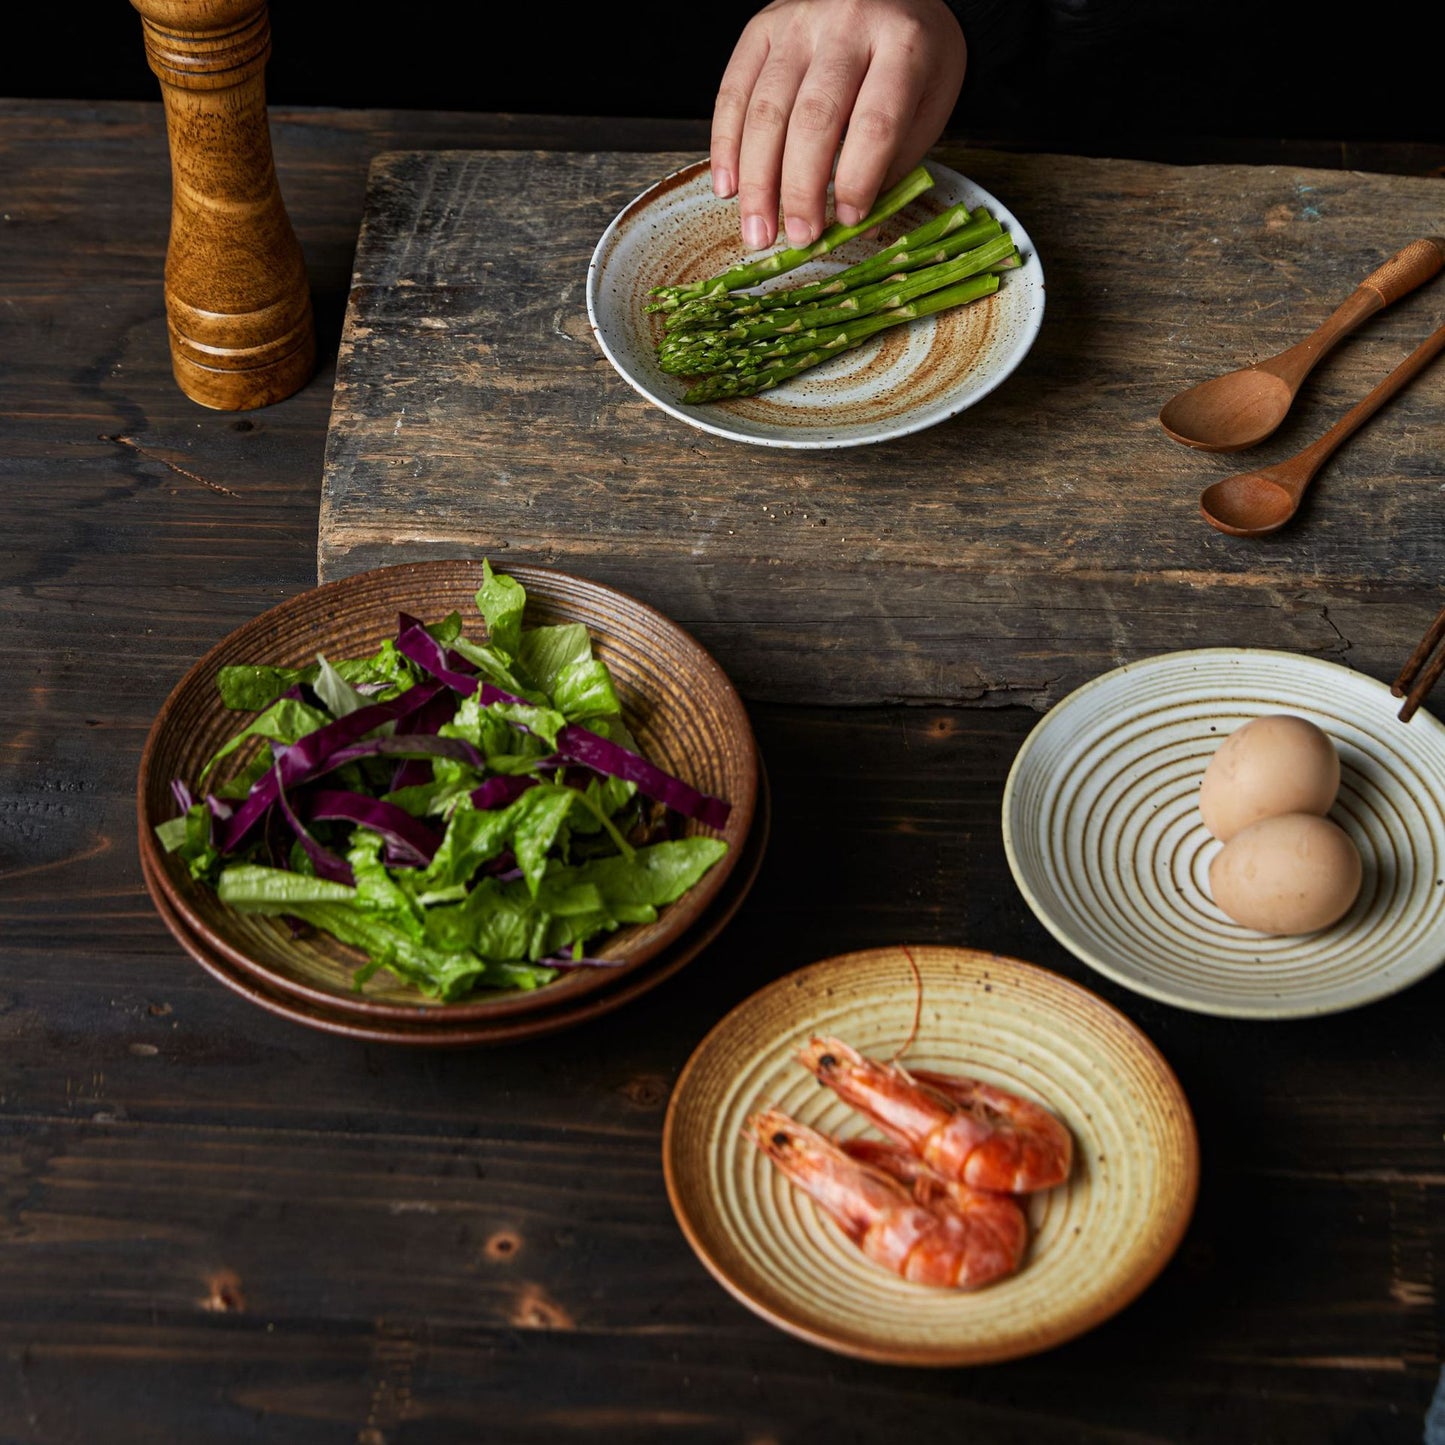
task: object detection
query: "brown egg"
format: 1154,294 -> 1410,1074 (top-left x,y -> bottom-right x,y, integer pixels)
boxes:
1208,812 -> 1362,935
1198,714 -> 1341,842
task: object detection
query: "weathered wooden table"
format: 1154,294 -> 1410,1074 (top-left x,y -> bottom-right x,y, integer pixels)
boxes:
2,98 -> 1444,1443
320,146 -> 1445,706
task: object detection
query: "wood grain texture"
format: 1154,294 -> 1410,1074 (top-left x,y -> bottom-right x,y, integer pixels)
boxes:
319,147 -> 1445,708
1,100 -> 1442,1443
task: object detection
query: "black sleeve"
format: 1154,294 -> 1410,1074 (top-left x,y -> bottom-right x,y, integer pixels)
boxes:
941,0 -> 1237,142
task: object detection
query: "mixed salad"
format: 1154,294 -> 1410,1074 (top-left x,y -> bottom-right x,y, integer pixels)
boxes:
157,562 -> 732,1001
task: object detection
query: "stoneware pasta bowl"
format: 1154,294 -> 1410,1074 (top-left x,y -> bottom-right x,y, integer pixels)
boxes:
137,764 -> 770,1047
137,560 -> 760,1033
586,157 -> 1045,450
1003,647 -> 1445,1018
663,945 -> 1198,1366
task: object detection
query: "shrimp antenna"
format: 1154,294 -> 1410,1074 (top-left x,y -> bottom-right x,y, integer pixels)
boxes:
887,943 -> 923,1064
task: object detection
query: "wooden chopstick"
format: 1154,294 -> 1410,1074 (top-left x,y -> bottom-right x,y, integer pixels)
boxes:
1392,602 -> 1445,721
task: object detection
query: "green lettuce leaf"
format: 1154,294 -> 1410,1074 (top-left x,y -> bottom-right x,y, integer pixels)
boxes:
475,559 -> 526,657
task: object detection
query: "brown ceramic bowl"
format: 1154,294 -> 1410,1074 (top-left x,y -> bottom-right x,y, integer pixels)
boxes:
137,560 -> 759,1027
138,764 -> 769,1046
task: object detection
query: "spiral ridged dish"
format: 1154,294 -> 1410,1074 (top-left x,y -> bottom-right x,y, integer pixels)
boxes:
586,158 -> 1045,450
663,945 -> 1197,1366
1003,648 -> 1445,1018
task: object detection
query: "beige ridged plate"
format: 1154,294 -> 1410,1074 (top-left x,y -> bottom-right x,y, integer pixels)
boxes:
662,945 -> 1198,1366
586,157 -> 1045,449
1003,647 -> 1445,1018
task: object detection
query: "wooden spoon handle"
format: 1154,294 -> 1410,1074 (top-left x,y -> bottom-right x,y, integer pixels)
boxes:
1262,238 -> 1445,391
1284,319 -> 1445,492
1361,237 -> 1445,305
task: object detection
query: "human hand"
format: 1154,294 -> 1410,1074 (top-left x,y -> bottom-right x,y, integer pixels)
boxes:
710,0 -> 967,253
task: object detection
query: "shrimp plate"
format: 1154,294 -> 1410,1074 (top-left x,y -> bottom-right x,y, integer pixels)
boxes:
662,945 -> 1199,1365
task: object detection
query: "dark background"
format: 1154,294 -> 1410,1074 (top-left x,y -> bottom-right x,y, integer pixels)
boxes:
9,2 -> 1440,159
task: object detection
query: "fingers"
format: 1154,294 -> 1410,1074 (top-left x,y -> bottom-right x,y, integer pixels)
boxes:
826,44 -> 923,228
733,46 -> 808,253
709,18 -> 771,208
720,4 -> 827,254
712,0 -> 968,254
831,14 -> 965,226
712,0 -> 853,252
777,49 -> 869,247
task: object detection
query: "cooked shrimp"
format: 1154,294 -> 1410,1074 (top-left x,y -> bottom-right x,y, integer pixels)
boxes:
747,1109 -> 1027,1289
797,1035 -> 1073,1193
840,1135 -> 1029,1268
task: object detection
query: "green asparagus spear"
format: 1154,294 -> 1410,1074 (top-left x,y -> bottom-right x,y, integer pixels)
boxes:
659,237 -> 1015,371
658,231 -> 1016,367
663,207 -> 1000,333
645,164 -> 936,312
666,258 -> 1022,377
681,273 -> 1001,404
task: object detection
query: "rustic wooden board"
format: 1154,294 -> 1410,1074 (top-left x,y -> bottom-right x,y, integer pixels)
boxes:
319,147 -> 1445,709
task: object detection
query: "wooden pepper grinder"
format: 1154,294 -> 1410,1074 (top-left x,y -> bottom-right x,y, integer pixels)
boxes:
131,0 -> 316,410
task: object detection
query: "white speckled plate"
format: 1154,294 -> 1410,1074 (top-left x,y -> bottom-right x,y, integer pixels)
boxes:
663,946 -> 1198,1366
586,158 -> 1045,449
1003,648 -> 1445,1019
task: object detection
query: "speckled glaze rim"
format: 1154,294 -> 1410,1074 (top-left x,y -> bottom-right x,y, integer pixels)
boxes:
662,945 -> 1199,1366
586,157 -> 1046,450
1002,647 -> 1445,1019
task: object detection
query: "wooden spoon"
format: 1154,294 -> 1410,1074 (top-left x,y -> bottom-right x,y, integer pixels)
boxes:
1160,238 -> 1445,452
1199,320 -> 1445,536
